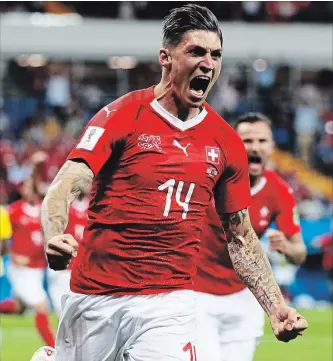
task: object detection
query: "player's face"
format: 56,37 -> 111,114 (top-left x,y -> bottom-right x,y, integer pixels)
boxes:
237,121 -> 274,177
167,30 -> 222,108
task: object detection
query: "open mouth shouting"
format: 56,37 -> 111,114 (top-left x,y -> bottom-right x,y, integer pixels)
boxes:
189,75 -> 210,99
248,155 -> 263,174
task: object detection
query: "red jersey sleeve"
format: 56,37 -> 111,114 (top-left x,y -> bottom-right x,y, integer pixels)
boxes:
214,135 -> 252,214
274,182 -> 301,237
67,105 -> 134,175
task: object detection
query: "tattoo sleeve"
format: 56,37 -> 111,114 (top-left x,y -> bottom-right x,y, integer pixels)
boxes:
221,208 -> 286,315
41,160 -> 94,243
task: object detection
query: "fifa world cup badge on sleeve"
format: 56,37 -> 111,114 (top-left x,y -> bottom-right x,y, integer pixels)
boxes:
77,126 -> 105,151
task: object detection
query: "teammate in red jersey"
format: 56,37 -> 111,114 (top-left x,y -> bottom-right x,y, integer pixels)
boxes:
195,112 -> 307,361
47,188 -> 90,317
39,5 -> 306,361
0,166 -> 55,347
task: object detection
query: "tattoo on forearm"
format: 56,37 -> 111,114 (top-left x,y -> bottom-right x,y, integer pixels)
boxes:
222,208 -> 285,315
41,160 -> 93,243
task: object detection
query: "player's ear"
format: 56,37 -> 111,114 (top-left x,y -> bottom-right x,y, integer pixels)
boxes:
159,48 -> 172,69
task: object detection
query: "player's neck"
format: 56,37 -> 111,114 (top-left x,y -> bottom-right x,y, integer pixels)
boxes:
249,174 -> 262,188
154,80 -> 201,122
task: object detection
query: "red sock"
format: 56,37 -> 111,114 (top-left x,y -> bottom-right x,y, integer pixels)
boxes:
0,299 -> 18,314
34,312 -> 55,347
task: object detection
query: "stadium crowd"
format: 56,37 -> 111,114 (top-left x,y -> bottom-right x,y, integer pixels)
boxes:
1,1 -> 333,23
1,59 -> 332,213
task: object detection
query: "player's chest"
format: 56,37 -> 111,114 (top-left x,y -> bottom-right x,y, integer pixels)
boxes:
120,128 -> 224,187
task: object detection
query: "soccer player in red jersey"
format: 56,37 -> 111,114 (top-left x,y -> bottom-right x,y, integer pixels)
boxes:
0,165 -> 55,347
47,187 -> 90,317
40,6 -> 307,361
195,112 -> 307,361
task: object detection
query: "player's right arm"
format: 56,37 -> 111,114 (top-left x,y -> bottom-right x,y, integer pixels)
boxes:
42,104 -> 134,270
41,160 -> 93,270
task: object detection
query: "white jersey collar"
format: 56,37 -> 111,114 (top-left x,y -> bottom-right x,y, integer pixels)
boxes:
251,176 -> 267,196
150,99 -> 207,131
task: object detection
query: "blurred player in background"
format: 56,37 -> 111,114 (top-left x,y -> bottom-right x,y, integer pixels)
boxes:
39,5 -> 306,361
195,112 -> 307,361
0,152 -> 55,347
47,185 -> 90,317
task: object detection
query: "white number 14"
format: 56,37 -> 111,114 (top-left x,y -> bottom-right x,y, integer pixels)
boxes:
158,179 -> 195,219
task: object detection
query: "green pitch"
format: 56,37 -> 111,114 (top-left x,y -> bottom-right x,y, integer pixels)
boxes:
0,309 -> 332,361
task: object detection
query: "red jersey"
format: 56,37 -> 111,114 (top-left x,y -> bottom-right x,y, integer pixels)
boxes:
66,197 -> 89,270
8,199 -> 46,268
67,87 -> 251,295
196,169 -> 301,295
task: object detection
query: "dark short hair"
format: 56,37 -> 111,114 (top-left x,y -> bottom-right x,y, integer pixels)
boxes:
234,112 -> 272,130
162,4 -> 222,47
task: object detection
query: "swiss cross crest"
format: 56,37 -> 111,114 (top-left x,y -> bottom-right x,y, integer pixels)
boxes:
205,146 -> 220,164
260,206 -> 269,217
138,134 -> 162,152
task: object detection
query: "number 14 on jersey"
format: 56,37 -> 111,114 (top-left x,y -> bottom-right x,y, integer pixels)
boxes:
158,179 -> 196,220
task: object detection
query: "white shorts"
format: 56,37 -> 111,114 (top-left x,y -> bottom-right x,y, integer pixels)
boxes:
47,268 -> 71,316
55,290 -> 197,361
8,264 -> 47,308
196,288 -> 265,361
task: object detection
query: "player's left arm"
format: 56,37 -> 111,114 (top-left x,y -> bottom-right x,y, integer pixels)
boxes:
221,208 -> 308,341
214,133 -> 307,341
269,186 -> 307,265
221,208 -> 286,315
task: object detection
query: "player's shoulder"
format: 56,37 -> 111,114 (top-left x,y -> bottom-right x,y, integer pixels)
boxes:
204,102 -> 242,141
7,199 -> 23,212
110,86 -> 155,109
92,87 -> 155,128
105,87 -> 154,115
265,169 -> 294,196
7,200 -> 24,219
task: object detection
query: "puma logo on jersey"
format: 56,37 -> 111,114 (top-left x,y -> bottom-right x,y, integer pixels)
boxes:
103,106 -> 116,117
138,134 -> 162,152
173,140 -> 191,156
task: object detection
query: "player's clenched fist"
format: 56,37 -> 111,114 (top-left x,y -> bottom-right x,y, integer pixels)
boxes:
45,234 -> 79,271
269,305 -> 308,342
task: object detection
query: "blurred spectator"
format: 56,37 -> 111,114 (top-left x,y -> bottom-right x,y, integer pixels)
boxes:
273,114 -> 296,153
294,98 -> 321,164
266,2 -> 310,22
0,99 -> 10,139
45,64 -> 71,124
315,134 -> 333,176
81,82 -> 104,120
241,1 -> 265,22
